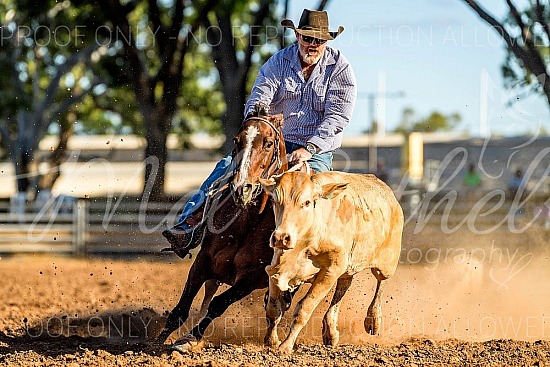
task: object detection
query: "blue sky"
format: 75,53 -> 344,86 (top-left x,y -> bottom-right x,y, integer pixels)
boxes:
284,0 -> 550,137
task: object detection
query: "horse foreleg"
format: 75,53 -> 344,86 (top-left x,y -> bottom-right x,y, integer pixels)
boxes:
322,276 -> 353,347
264,248 -> 287,348
198,279 -> 220,317
156,256 -> 210,344
174,272 -> 264,352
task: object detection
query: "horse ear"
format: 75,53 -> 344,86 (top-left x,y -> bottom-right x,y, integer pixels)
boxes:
271,114 -> 284,129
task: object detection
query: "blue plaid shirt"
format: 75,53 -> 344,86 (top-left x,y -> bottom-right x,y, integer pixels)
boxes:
244,44 -> 357,153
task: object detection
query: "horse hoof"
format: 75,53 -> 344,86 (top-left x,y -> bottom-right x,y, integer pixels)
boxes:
278,341 -> 294,355
168,334 -> 204,353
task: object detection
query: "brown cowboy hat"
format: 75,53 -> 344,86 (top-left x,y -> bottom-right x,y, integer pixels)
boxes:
281,9 -> 344,41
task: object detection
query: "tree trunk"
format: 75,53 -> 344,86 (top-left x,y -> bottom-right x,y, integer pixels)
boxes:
542,77 -> 550,108
39,123 -> 72,191
14,148 -> 31,194
143,109 -> 169,202
221,84 -> 247,153
13,110 -> 35,195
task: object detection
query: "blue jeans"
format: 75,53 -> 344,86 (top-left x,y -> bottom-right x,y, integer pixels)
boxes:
177,141 -> 333,226
283,141 -> 333,173
177,155 -> 233,224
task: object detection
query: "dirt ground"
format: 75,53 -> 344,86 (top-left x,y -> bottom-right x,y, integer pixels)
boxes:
0,224 -> 549,366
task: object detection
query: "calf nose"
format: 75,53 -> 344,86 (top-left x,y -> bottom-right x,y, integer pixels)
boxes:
271,230 -> 292,249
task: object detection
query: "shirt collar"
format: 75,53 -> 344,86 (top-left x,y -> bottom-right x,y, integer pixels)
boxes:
284,44 -> 336,75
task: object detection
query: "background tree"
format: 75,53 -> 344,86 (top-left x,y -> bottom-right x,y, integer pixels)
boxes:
205,0 -> 275,153
394,108 -> 462,134
209,0 -> 330,153
95,0 -> 220,202
0,0 -> 108,200
461,0 -> 550,107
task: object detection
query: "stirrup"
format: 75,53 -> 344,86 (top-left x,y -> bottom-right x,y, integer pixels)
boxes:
161,221 -> 205,259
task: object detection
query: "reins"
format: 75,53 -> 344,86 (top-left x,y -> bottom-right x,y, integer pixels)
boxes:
210,115 -> 310,199
185,115 -> 311,250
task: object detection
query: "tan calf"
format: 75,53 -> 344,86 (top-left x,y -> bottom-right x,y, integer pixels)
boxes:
260,171 -> 403,354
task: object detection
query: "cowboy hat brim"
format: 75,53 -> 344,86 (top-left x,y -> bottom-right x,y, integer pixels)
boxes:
281,19 -> 344,41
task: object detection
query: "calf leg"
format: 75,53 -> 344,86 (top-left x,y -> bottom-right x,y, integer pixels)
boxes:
264,277 -> 285,348
156,255 -> 210,344
364,269 -> 385,335
322,276 -> 353,347
264,248 -> 294,348
279,269 -> 338,354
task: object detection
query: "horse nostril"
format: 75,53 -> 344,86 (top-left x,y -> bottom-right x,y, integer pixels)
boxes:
242,184 -> 253,194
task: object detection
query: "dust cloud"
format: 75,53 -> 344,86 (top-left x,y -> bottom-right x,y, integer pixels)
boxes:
193,225 -> 550,346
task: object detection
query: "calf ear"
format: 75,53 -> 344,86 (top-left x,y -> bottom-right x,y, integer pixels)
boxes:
318,182 -> 348,200
259,177 -> 276,193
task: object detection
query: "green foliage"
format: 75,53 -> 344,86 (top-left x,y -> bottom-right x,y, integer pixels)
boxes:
394,107 -> 462,134
176,44 -> 225,144
0,0 -> 283,142
501,3 -> 550,99
0,0 -> 114,133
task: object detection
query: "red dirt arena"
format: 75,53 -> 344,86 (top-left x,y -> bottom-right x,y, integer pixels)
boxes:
0,223 -> 549,366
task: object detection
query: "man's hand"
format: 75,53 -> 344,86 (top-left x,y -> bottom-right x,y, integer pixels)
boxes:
287,148 -> 312,167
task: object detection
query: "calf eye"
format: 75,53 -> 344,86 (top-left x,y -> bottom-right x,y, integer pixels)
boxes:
303,200 -> 311,208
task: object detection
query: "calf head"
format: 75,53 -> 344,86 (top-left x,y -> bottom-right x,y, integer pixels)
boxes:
232,113 -> 284,208
259,172 -> 348,250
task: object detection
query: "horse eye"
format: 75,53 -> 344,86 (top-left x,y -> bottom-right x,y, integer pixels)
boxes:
303,200 -> 311,208
264,140 -> 274,149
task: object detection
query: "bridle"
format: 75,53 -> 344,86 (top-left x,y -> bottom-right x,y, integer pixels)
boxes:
231,116 -> 284,199
243,116 -> 283,177
210,115 -> 310,211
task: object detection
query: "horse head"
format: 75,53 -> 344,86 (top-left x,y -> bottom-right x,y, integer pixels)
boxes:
231,110 -> 287,208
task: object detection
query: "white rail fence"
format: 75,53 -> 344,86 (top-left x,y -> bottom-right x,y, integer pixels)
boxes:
0,192 -> 547,256
0,199 -> 175,255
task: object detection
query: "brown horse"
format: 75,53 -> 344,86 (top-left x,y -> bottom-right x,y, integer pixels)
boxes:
156,111 -> 293,350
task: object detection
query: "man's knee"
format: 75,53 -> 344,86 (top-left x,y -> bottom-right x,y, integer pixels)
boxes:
308,152 -> 333,173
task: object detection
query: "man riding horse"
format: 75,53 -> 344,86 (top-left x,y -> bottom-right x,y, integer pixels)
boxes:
163,8 -> 357,259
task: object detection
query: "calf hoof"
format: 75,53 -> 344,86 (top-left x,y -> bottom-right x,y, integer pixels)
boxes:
322,329 -> 339,347
263,335 -> 280,349
278,341 -> 294,355
169,334 -> 205,353
364,316 -> 380,335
